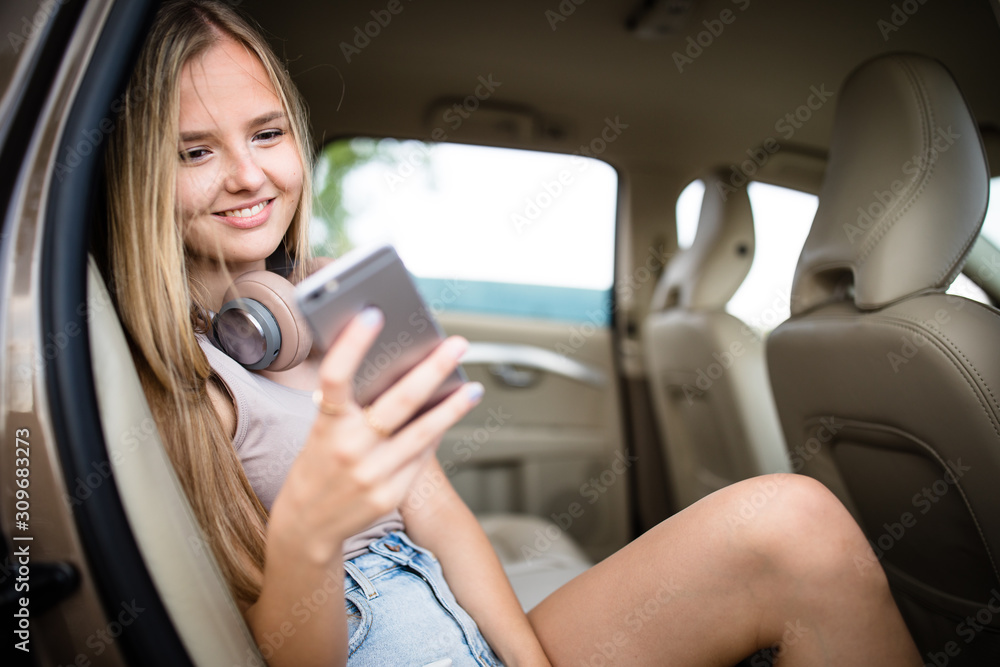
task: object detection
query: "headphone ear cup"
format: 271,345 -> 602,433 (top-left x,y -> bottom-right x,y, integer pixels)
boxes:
224,270 -> 313,371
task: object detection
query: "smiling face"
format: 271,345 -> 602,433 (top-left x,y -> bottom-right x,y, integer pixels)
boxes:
176,36 -> 302,277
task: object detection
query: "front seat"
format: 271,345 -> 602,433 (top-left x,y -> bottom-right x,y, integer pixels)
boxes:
766,53 -> 1000,661
644,171 -> 789,510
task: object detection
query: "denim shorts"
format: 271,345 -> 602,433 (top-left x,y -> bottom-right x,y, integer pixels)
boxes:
343,531 -> 504,667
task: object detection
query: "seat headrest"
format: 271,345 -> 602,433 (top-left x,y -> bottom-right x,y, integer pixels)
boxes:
791,53 -> 989,315
651,170 -> 755,311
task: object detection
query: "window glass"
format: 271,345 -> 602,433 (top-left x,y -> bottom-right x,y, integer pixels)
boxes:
946,273 -> 992,305
677,176 -> 997,324
729,182 -> 817,332
978,176 -> 1000,248
312,138 -> 618,323
675,179 -> 703,249
945,175 -> 998,306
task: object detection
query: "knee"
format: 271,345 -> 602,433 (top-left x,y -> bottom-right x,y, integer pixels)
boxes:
724,474 -> 878,584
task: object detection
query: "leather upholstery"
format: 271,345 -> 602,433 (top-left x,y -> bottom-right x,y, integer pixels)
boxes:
791,54 -> 989,314
645,170 -> 789,510
768,53 -> 1000,661
87,257 -> 262,665
87,256 -> 589,653
651,169 -> 755,311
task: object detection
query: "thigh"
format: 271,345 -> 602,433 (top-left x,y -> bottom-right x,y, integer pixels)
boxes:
527,475 -> 828,667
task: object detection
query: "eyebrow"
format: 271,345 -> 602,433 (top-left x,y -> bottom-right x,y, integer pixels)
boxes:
179,111 -> 288,143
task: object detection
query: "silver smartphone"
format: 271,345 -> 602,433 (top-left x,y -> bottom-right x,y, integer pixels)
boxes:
294,244 -> 467,410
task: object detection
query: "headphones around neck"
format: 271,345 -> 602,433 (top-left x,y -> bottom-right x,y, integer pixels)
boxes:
211,270 -> 312,371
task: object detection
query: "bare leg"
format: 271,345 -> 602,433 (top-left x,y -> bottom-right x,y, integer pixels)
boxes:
528,474 -> 921,666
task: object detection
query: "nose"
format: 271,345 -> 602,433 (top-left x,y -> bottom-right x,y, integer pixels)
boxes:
225,148 -> 267,193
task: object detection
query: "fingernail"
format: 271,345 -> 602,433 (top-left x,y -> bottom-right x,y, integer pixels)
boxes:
447,337 -> 469,360
359,306 -> 383,328
465,382 -> 484,402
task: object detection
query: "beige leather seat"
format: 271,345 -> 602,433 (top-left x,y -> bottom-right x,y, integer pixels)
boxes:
86,257 -> 587,663
644,172 -> 789,510
766,53 -> 1000,659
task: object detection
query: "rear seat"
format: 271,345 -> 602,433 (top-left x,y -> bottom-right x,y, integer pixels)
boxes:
86,257 -> 589,662
478,513 -> 592,611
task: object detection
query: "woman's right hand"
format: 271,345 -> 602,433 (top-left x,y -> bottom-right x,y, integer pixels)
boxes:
266,306 -> 483,566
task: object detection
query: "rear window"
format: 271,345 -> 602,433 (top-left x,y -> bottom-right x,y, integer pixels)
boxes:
674,179 -> 816,332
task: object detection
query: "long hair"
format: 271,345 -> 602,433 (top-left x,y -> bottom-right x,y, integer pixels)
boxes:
105,0 -> 313,605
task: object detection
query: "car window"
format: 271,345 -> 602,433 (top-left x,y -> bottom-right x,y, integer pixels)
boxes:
675,178 -> 704,250
312,138 -> 618,324
732,183 -> 817,332
979,176 -> 1000,248
674,179 -> 815,331
944,175 -> 1000,306
677,177 -> 997,321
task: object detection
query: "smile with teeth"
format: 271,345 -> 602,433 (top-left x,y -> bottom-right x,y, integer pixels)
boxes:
217,199 -> 272,218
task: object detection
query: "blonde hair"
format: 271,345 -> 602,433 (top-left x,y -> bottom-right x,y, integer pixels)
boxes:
105,0 -> 313,605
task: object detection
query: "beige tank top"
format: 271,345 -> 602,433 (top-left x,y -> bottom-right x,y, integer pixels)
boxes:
198,335 -> 404,560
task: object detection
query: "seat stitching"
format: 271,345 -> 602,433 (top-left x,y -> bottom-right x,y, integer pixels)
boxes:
814,415 -> 1000,588
892,312 -> 1000,416
788,311 -> 1000,584
785,312 -> 1000,440
857,58 -> 935,265
934,224 -> 984,289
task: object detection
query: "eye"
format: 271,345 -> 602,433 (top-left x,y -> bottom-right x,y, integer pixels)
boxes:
254,129 -> 285,144
179,147 -> 211,163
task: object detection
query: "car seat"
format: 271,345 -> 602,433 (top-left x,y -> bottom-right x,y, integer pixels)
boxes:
644,170 -> 790,510
766,53 -> 1000,661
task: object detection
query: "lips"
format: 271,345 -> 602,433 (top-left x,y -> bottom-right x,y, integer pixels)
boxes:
212,198 -> 275,229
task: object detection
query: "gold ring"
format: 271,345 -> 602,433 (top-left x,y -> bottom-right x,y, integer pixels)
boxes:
362,405 -> 394,438
313,389 -> 349,416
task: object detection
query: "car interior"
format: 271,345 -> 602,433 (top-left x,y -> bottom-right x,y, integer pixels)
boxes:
2,0 -> 1000,665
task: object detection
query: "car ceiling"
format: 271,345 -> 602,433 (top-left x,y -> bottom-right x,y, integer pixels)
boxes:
241,0 -> 1000,184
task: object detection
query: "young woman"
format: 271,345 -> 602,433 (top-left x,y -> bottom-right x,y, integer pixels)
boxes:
103,1 -> 923,665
